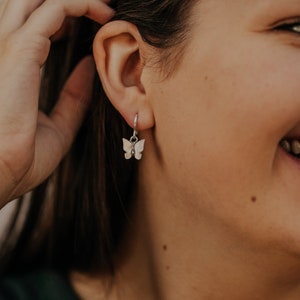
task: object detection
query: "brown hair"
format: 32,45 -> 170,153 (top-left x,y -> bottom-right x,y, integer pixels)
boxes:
0,0 -> 197,276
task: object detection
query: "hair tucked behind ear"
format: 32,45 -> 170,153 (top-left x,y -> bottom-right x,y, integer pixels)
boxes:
0,0 -> 197,277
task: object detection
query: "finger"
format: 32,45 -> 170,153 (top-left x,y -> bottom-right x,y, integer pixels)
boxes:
51,18 -> 75,42
30,56 -> 95,185
22,0 -> 114,38
0,58 -> 41,136
0,0 -> 44,37
0,0 -> 8,19
50,56 -> 95,148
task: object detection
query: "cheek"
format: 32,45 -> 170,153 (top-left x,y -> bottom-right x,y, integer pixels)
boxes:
152,38 -> 300,209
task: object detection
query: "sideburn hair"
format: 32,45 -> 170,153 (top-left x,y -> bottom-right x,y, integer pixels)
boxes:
0,0 -> 197,277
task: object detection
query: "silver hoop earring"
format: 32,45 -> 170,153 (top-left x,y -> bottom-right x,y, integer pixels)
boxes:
122,114 -> 145,160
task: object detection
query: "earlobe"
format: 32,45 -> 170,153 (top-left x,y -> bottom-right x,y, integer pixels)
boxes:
93,21 -> 154,130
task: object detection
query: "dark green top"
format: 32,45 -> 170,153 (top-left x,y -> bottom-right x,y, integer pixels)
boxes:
0,270 -> 79,300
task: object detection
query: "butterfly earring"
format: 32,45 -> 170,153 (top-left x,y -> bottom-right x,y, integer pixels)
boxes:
122,114 -> 145,160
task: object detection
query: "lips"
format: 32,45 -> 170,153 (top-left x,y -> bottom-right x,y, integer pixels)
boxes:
280,139 -> 300,158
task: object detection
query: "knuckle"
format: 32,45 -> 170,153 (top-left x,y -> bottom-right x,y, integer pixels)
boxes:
46,0 -> 66,13
0,148 -> 32,187
0,157 -> 19,187
5,31 -> 50,64
0,35 -> 14,55
0,33 -> 26,58
61,86 -> 81,102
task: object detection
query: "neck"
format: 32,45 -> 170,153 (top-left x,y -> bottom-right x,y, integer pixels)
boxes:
112,158 -> 300,300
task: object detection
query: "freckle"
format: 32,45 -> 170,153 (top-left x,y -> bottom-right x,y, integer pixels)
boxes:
163,245 -> 168,251
251,196 -> 257,203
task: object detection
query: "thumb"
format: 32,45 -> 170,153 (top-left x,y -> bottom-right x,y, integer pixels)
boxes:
20,56 -> 96,195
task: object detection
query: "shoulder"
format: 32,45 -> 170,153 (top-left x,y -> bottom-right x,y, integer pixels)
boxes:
0,270 -> 79,300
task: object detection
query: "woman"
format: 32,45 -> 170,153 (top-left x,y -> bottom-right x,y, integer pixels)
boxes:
2,0 -> 300,299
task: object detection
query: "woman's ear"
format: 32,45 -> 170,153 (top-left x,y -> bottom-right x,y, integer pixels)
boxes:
93,21 -> 154,130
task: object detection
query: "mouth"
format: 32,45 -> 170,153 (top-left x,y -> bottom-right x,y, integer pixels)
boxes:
279,138 -> 300,159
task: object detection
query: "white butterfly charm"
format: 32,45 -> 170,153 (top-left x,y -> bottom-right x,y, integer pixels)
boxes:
122,138 -> 145,160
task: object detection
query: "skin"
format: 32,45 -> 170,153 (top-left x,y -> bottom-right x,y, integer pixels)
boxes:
89,0 -> 300,299
3,0 -> 300,299
0,0 -> 114,207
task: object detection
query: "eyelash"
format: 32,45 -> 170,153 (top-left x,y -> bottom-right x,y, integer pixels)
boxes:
275,21 -> 300,35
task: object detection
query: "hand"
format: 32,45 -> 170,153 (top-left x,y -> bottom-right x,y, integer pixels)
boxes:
0,0 -> 114,208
